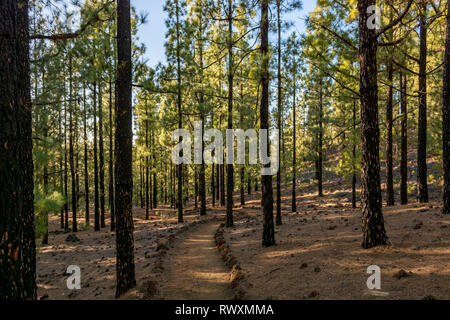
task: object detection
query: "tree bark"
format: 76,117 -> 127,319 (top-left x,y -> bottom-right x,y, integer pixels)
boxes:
417,0 -> 429,203
99,84 -> 106,228
69,56 -> 77,232
115,0 -> 136,297
443,0 -> 450,214
400,72 -> 408,205
176,0 -> 184,223
200,117 -> 206,216
109,81 -> 115,230
261,0 -> 275,247
386,58 -> 394,206
93,82 -> 100,231
226,0 -> 234,227
276,0 -> 282,225
318,79 -> 323,197
352,101 -> 357,208
0,0 -> 36,299
292,68 -> 297,212
84,84 -> 90,224
358,0 -> 388,249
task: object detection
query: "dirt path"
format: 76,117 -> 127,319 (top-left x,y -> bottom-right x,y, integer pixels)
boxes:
157,222 -> 233,300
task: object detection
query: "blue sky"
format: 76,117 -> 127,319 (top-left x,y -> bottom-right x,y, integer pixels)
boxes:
132,0 -> 318,68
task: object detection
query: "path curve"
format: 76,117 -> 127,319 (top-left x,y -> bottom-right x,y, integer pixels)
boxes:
158,222 -> 233,300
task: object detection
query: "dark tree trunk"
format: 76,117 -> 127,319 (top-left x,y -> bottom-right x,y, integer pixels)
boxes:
149,164 -> 153,210
194,168 -> 198,209
226,0 -> 234,227
84,85 -> 90,224
443,0 -> 450,214
145,105 -> 149,220
261,0 -> 275,247
200,118 -> 206,216
248,176 -> 252,195
211,164 -> 215,206
109,81 -> 115,230
60,106 -> 65,229
69,56 -> 77,232
417,0 -> 429,203
211,112 -> 215,207
153,130 -> 157,208
400,72 -> 408,205
276,0 -> 282,225
64,95 -> 69,230
352,101 -> 357,209
115,0 -> 136,298
386,58 -> 394,206
240,167 -> 245,206
176,0 -> 183,223
358,0 -> 388,249
239,87 -> 245,207
292,70 -> 297,212
99,85 -> 106,228
0,0 -> 36,299
318,80 -> 323,197
93,82 -> 100,232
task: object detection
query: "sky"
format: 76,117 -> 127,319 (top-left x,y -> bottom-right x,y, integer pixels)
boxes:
132,0 -> 318,68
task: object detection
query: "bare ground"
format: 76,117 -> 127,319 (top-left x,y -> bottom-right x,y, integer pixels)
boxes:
36,205 -> 210,300
223,179 -> 450,300
37,173 -> 450,300
153,221 -> 233,300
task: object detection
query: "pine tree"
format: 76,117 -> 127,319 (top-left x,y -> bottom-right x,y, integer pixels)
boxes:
115,0 -> 136,298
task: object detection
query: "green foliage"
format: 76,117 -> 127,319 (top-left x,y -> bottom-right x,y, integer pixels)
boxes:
35,191 -> 65,239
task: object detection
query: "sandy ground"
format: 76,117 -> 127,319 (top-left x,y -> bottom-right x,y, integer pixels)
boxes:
36,205 -> 209,300
153,222 -> 233,300
37,166 -> 450,300
223,180 -> 450,300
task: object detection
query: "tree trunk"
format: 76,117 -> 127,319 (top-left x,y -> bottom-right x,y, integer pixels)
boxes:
194,168 -> 198,209
200,117 -> 206,216
109,81 -> 115,230
84,84 -> 90,224
318,80 -> 323,197
153,131 -> 157,208
64,95 -> 69,230
60,105 -> 65,229
69,56 -> 77,232
93,82 -> 100,231
443,0 -> 450,214
352,101 -> 357,208
226,0 -> 234,227
292,70 -> 297,212
145,104 -> 150,220
211,112 -> 216,207
417,0 -> 429,203
276,0 -> 282,225
115,0 -> 136,297
0,0 -> 36,299
99,84 -> 106,228
400,72 -> 408,205
261,0 -> 275,247
358,0 -> 388,249
176,0 -> 183,223
386,58 -> 394,206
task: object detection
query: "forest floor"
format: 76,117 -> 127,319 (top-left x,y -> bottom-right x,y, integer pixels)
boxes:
36,205 -> 214,300
36,173 -> 450,300
152,221 -> 234,300
222,179 -> 450,300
